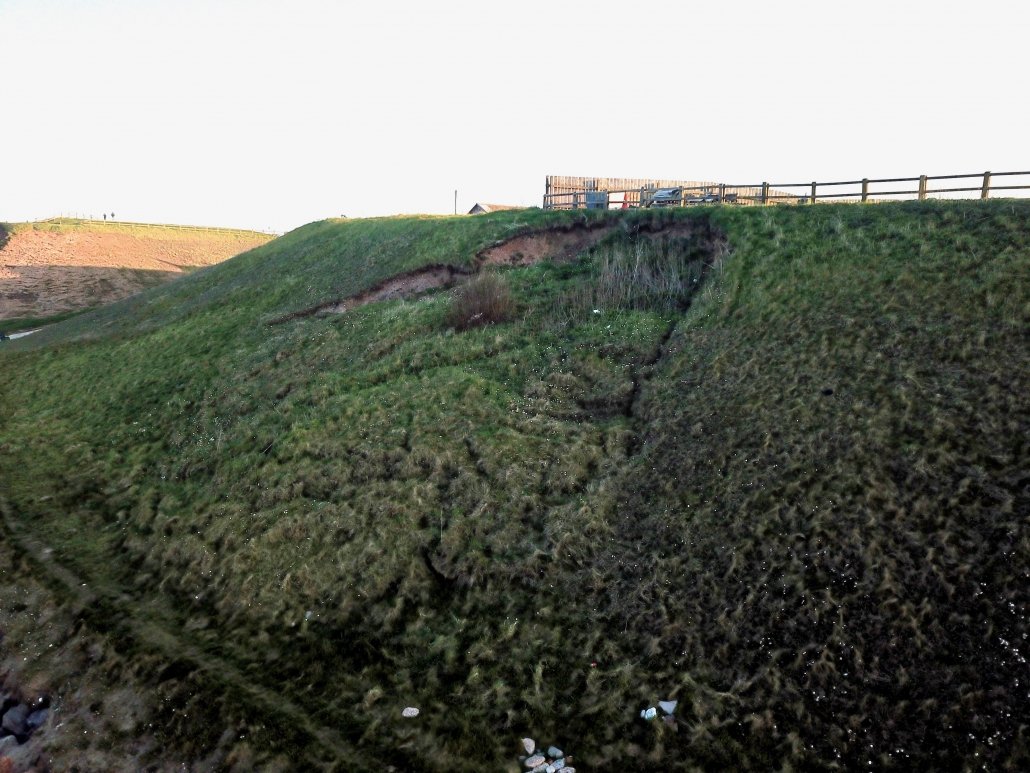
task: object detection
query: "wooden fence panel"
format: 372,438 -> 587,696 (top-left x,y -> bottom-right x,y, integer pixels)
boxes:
543,172 -> 1030,209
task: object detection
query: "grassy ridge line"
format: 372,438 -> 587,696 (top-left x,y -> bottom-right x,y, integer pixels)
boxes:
0,494 -> 370,769
4,217 -> 274,239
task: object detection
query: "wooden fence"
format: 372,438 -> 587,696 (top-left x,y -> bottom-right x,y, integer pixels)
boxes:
543,171 -> 1030,210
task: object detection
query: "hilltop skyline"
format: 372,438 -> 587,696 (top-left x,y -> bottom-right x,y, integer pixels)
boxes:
2,0 -> 1028,233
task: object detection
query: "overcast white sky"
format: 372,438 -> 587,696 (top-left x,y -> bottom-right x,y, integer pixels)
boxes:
2,0 -> 1027,232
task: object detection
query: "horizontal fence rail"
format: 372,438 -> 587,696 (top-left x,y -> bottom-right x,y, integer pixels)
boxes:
543,171 -> 1030,210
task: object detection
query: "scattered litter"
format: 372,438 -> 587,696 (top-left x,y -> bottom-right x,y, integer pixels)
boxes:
7,329 -> 40,340
518,736 -> 573,772
401,707 -> 419,718
640,706 -> 657,720
592,309 -> 601,314
658,699 -> 677,715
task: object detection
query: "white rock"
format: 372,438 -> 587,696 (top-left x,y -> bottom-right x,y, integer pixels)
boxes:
401,706 -> 419,718
525,754 -> 546,767
547,746 -> 563,758
659,699 -> 677,715
522,737 -> 536,755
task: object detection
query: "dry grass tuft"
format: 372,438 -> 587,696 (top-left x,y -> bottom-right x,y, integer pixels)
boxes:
446,272 -> 513,331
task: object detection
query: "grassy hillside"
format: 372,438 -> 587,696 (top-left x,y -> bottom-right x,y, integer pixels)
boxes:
0,202 -> 1027,771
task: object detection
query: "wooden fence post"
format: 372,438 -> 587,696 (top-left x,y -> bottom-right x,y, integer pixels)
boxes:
810,182 -> 817,204
981,171 -> 992,199
718,183 -> 726,203
761,182 -> 769,205
918,175 -> 928,200
861,178 -> 869,202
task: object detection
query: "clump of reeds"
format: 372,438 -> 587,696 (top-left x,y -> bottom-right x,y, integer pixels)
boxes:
550,236 -> 711,325
446,273 -> 513,331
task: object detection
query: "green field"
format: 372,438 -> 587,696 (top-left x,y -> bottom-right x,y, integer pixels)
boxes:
0,202 -> 1027,770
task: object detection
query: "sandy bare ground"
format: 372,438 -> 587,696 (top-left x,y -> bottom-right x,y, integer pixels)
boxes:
0,226 -> 271,321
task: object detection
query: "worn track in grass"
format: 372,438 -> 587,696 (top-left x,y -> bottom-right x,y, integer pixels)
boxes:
0,496 -> 373,771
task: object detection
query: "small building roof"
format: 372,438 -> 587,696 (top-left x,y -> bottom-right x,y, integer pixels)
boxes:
467,203 -> 527,215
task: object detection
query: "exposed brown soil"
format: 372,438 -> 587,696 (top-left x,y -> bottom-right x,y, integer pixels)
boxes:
274,219 -> 705,324
0,227 -> 271,321
477,222 -> 616,266
320,264 -> 471,314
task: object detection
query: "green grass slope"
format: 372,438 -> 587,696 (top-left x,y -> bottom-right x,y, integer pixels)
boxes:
0,202 -> 1027,771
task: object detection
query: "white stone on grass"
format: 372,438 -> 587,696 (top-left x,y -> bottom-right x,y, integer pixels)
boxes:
401,706 -> 419,718
522,737 -> 536,755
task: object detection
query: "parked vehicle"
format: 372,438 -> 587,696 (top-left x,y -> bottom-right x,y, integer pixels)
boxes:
648,187 -> 683,207
687,190 -> 740,205
644,187 -> 741,208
